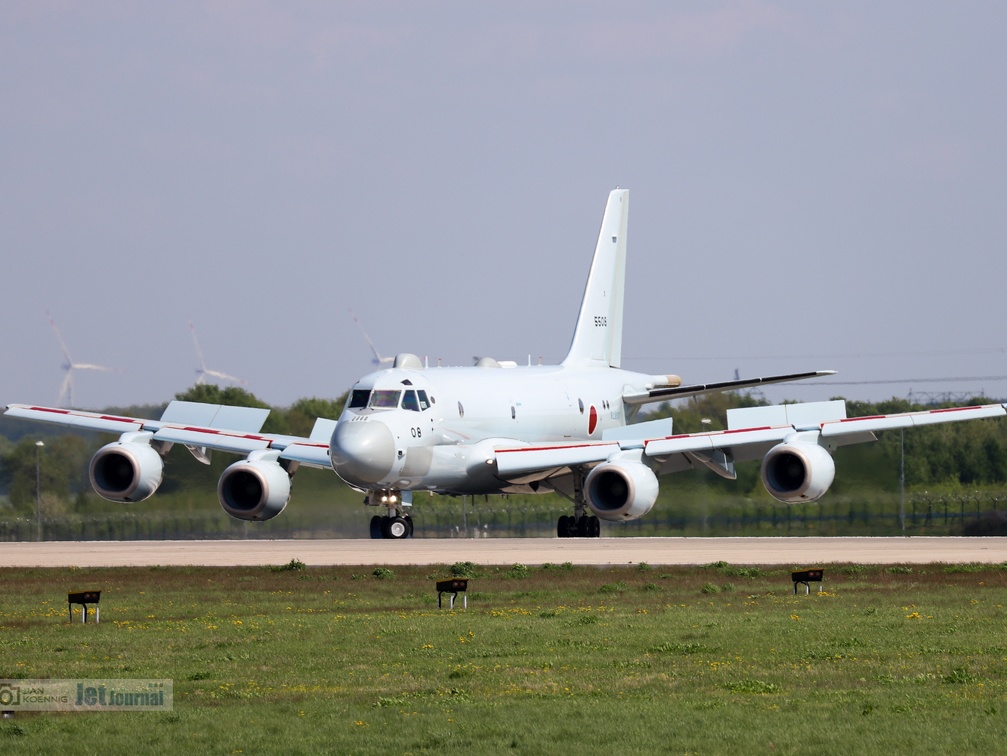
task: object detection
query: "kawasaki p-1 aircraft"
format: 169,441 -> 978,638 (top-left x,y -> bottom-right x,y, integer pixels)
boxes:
7,190 -> 1007,538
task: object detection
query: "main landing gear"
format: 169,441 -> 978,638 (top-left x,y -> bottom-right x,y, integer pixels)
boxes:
557,514 -> 600,538
365,490 -> 414,539
555,469 -> 601,538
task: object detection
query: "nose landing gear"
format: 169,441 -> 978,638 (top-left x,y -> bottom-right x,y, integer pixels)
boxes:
365,490 -> 414,539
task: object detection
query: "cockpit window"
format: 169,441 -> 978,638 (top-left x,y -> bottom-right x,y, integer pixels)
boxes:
417,390 -> 431,410
369,390 -> 401,409
349,389 -> 371,409
402,390 -> 420,412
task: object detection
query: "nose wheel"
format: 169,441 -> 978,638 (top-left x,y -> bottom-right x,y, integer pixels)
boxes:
365,490 -> 415,539
369,514 -> 414,539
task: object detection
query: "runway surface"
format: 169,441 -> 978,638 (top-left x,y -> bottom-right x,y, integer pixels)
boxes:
3,537 -> 1007,568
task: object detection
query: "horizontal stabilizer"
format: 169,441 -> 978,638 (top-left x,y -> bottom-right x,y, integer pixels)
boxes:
160,401 -> 269,433
728,400 -> 847,431
602,417 -> 673,442
309,418 -> 338,443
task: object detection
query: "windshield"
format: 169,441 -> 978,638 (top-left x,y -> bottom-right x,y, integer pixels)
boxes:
369,390 -> 401,409
349,389 -> 371,409
348,387 -> 429,411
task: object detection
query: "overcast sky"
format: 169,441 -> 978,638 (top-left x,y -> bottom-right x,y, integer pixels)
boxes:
2,2 -> 1006,412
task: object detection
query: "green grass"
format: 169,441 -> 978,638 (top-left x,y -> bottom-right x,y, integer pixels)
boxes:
3,563 -> 1007,753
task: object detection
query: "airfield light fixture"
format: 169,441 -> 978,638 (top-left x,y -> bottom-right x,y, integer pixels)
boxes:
35,441 -> 44,542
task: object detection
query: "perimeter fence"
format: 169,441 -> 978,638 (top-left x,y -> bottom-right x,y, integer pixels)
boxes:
2,491 -> 1006,541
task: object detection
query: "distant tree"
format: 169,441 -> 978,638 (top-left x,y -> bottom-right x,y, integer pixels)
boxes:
175,384 -> 270,409
173,384 -> 289,433
284,395 -> 348,437
0,435 -> 90,511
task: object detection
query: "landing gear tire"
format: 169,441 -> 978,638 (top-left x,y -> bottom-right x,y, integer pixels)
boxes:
369,515 -> 384,539
558,515 -> 600,538
558,515 -> 583,538
576,516 -> 595,537
383,515 -> 410,539
404,515 -> 414,538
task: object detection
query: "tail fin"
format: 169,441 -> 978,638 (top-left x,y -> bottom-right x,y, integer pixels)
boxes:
561,189 -> 629,369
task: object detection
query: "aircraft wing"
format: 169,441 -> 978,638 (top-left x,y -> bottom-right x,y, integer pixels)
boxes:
3,402 -> 335,469
492,401 -> 1007,481
622,370 -> 835,406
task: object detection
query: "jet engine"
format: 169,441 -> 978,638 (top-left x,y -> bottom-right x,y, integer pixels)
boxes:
89,432 -> 164,503
761,440 -> 835,503
585,460 -> 659,522
217,451 -> 291,521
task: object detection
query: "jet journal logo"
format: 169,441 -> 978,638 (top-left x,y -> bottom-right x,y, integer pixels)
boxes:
0,680 -> 172,712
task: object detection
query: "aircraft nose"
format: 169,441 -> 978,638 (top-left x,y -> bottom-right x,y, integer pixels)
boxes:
329,421 -> 396,485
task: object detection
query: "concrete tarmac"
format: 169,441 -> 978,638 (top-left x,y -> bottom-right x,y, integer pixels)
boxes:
3,537 -> 1007,568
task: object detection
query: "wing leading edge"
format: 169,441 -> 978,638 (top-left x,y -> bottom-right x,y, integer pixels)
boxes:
491,400 -> 1007,482
4,402 -> 335,469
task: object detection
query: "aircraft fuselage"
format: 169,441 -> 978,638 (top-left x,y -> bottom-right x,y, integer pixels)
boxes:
329,362 -> 651,495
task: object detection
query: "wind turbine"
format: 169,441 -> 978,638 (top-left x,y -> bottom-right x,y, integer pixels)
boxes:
349,308 -> 394,367
48,312 -> 120,408
190,321 -> 246,386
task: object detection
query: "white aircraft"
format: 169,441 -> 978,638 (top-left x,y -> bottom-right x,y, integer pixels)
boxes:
8,190 -> 1006,539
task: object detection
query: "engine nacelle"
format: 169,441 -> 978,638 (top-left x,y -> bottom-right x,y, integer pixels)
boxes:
89,432 -> 164,503
761,440 -> 836,503
218,451 -> 291,521
585,460 -> 659,522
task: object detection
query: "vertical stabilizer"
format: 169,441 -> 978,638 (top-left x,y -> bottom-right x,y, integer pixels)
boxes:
562,189 -> 629,368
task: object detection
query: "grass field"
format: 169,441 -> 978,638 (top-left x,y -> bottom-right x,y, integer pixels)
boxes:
2,560 -> 1007,754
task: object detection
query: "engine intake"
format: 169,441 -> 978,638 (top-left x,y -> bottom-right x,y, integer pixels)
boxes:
89,432 -> 164,503
761,440 -> 835,503
218,451 -> 291,521
585,460 -> 659,522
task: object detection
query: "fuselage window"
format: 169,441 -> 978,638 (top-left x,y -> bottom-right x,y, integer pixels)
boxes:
349,389 -> 371,409
417,390 -> 431,410
511,405 -> 516,420
458,401 -> 465,418
402,390 -> 420,412
369,390 -> 401,409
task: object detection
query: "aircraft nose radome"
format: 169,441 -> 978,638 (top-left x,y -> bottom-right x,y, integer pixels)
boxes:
329,421 -> 396,485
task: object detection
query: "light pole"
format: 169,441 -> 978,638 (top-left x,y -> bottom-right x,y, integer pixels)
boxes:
35,441 -> 44,542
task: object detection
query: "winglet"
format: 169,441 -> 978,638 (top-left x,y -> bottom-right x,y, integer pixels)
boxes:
562,189 -> 629,369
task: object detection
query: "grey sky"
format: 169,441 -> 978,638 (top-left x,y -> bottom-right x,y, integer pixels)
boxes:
2,2 -> 1005,411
